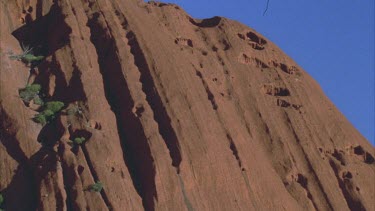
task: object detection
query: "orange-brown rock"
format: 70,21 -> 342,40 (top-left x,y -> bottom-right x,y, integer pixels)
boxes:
0,1 -> 374,211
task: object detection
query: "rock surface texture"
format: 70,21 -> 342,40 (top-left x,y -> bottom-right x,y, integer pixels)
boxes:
0,0 -> 374,210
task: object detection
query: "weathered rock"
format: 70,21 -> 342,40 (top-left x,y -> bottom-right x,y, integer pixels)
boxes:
0,0 -> 373,211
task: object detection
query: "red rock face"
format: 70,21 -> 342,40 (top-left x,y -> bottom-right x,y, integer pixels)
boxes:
0,1 -> 374,210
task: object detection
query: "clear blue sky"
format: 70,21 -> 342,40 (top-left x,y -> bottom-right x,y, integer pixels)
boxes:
147,1 -> 375,145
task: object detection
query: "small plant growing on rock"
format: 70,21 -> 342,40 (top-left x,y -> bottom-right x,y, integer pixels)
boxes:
8,44 -> 44,65
73,137 -> 86,145
69,137 -> 86,146
67,104 -> 84,116
33,113 -> 48,125
19,84 -> 44,105
88,181 -> 103,192
45,101 -> 65,113
33,96 -> 44,106
66,102 -> 90,128
33,101 -> 64,125
21,54 -> 44,64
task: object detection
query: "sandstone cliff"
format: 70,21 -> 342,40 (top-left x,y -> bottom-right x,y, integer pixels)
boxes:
0,0 -> 374,210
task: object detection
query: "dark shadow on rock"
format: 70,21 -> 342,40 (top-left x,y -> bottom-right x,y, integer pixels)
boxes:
37,116 -> 65,147
0,108 -> 38,210
86,12 -> 157,210
0,108 -> 29,164
29,146 -> 60,210
189,16 -> 222,28
1,163 -> 38,211
12,3 -> 71,58
30,147 -> 59,181
69,129 -> 92,141
126,31 -> 182,172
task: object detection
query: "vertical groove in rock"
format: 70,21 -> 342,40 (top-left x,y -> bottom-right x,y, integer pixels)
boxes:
193,69 -> 246,174
32,53 -> 78,210
31,147 -> 63,210
294,173 -> 319,211
85,7 -> 157,210
64,49 -> 113,209
58,149 -> 74,211
81,145 -> 112,209
35,53 -> 82,210
195,69 -> 218,110
328,160 -> 365,210
178,174 -> 194,211
226,134 -> 243,169
196,28 -> 254,139
126,30 -> 182,173
284,112 -> 335,210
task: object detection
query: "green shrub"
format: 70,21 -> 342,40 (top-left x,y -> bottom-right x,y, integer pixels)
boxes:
8,44 -> 33,60
43,109 -> 55,119
33,113 -> 47,125
45,101 -> 64,113
33,101 -> 64,125
33,96 -> 44,105
22,54 -> 44,63
88,181 -> 103,192
27,84 -> 41,92
68,137 -> 86,146
8,44 -> 44,65
73,137 -> 86,145
19,84 -> 42,104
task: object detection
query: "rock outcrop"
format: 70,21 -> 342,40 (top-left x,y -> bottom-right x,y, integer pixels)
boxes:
0,0 -> 373,210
